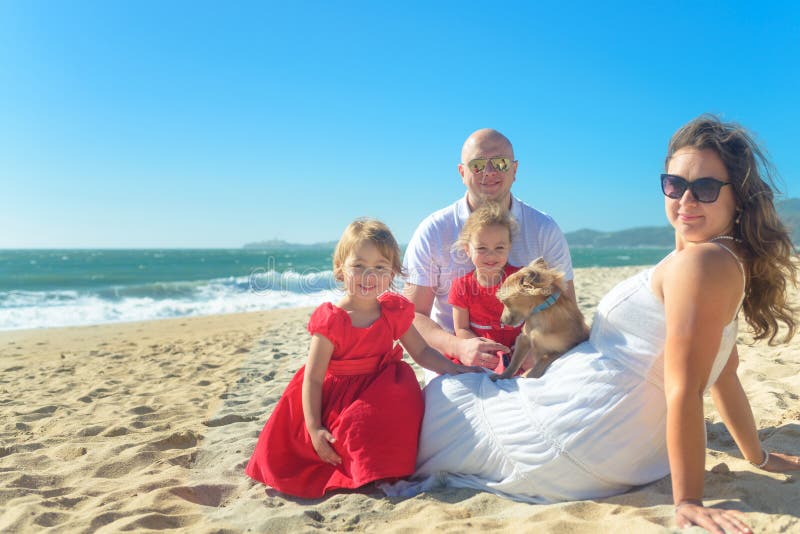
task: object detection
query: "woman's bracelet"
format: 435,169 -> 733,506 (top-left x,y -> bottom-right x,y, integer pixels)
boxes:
749,449 -> 770,469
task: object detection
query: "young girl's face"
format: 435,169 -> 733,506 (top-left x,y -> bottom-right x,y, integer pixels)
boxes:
342,241 -> 395,299
467,224 -> 510,277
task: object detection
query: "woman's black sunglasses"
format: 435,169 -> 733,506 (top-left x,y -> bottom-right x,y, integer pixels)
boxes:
660,174 -> 732,203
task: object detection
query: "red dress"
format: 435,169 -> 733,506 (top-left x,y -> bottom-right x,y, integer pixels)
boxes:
244,292 -> 424,498
447,264 -> 523,373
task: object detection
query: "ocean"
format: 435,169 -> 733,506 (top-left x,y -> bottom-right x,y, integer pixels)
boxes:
0,247 -> 672,331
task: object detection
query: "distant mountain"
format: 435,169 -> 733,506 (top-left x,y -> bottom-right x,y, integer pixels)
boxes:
565,197 -> 799,248
242,239 -> 337,250
246,198 -> 799,250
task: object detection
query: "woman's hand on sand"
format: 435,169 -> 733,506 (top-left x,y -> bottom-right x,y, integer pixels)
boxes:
675,502 -> 751,534
310,427 -> 341,465
762,451 -> 800,472
457,337 -> 509,368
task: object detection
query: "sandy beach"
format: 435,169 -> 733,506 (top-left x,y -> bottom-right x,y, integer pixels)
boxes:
1,266 -> 798,533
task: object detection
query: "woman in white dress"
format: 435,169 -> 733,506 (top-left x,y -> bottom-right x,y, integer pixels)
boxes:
386,115 -> 800,534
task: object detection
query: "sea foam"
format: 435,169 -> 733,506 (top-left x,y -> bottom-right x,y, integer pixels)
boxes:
0,271 -> 342,331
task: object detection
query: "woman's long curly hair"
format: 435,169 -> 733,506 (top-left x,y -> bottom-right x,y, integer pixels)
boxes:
665,114 -> 797,344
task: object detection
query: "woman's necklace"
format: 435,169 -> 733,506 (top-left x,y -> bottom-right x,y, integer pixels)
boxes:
708,234 -> 743,244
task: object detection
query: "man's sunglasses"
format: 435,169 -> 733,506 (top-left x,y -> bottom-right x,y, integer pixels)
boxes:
660,174 -> 732,203
465,157 -> 514,173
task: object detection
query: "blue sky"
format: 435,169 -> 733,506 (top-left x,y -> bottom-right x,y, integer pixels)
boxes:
2,0 -> 798,248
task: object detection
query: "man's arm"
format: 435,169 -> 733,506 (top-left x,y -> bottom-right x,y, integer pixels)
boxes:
404,282 -> 508,367
404,282 -> 459,355
537,213 -> 576,305
564,279 -> 576,305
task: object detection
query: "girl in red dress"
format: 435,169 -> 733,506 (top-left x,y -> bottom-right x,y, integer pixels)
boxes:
245,218 -> 477,498
448,202 -> 524,374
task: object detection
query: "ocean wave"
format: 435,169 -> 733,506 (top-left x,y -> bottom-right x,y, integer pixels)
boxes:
0,272 -> 342,331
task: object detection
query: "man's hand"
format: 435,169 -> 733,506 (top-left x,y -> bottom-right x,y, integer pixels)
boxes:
309,427 -> 341,465
456,337 -> 510,368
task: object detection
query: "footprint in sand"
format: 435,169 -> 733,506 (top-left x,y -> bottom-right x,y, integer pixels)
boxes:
32,511 -> 72,528
128,405 -> 156,415
148,430 -> 199,450
49,496 -> 84,508
101,426 -> 130,437
19,405 -> 59,422
169,484 -> 237,507
89,512 -> 126,530
40,487 -> 76,499
304,510 -> 325,522
93,450 -> 160,479
76,426 -> 106,437
114,512 -> 190,530
203,414 -> 256,427
167,450 -> 198,468
10,442 -> 45,454
9,473 -> 63,489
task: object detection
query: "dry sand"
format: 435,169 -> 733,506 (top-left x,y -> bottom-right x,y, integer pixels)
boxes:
1,266 -> 798,533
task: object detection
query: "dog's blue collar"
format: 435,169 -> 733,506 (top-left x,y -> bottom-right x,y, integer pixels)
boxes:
504,290 -> 562,328
529,290 -> 561,316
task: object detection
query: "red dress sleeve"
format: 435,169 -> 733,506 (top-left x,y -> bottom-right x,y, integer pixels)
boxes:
378,292 -> 415,339
448,272 -> 471,309
307,302 -> 344,350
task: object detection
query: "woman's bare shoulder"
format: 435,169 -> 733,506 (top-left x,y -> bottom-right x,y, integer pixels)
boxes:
659,243 -> 744,319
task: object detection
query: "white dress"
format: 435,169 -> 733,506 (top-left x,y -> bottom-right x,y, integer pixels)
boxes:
385,247 -> 743,503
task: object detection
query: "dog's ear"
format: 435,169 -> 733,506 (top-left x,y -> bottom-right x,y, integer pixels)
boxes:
521,270 -> 540,291
529,257 -> 548,269
521,272 -> 555,297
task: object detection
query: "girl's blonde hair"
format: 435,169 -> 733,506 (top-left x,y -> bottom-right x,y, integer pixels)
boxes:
666,114 -> 797,344
332,218 -> 404,281
455,201 -> 519,250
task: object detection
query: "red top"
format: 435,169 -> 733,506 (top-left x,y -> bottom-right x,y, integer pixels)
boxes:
308,292 -> 414,375
446,264 -> 523,374
448,264 -> 523,348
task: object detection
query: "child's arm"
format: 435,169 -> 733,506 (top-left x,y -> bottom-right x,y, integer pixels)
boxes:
399,324 -> 482,375
453,305 -> 478,339
301,333 -> 341,465
453,304 -> 504,370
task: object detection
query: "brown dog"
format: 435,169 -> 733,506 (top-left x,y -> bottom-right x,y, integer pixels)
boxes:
492,257 -> 589,380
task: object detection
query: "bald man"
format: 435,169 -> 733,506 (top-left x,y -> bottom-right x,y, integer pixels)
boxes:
403,128 -> 575,375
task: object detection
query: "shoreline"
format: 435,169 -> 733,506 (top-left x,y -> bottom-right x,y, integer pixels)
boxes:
0,265 -> 649,336
1,265 -> 798,532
